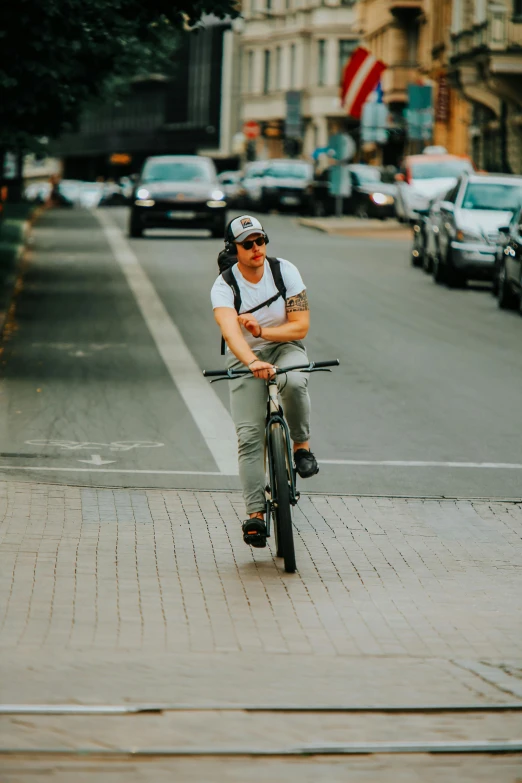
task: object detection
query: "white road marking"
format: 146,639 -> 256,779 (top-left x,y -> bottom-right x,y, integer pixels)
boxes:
26,440 -> 165,452
98,211 -> 237,474
0,466 -> 230,476
77,454 -> 116,466
321,459 -> 522,469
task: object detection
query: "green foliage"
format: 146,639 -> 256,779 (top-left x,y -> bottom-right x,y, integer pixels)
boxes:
0,0 -> 238,148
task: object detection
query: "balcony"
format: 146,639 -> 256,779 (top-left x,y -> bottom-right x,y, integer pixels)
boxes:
451,5 -> 522,57
388,0 -> 423,23
382,63 -> 418,103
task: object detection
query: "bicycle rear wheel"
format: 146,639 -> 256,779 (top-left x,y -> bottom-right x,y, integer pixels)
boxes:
269,423 -> 296,573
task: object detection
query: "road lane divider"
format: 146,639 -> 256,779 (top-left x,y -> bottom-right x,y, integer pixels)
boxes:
321,460 -> 522,469
95,211 -> 238,475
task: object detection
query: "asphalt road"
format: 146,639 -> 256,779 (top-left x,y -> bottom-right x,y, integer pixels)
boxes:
1,205 -> 521,498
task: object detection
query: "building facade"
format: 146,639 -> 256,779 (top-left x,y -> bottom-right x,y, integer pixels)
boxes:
238,0 -> 360,159
448,0 -> 522,173
358,0 -> 471,164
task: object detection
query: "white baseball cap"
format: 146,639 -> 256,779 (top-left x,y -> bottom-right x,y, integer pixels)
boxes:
229,215 -> 266,244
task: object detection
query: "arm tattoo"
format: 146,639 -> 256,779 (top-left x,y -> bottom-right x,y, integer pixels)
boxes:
286,290 -> 309,313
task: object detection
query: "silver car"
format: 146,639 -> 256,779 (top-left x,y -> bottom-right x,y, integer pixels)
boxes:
431,173 -> 522,287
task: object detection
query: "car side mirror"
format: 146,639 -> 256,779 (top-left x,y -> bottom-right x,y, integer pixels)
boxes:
498,225 -> 510,234
440,201 -> 454,212
395,173 -> 405,182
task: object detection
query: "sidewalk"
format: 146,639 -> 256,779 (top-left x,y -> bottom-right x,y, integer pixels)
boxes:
1,479 -> 521,778
298,216 -> 411,240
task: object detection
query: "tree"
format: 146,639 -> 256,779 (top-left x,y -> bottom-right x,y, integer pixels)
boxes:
0,0 -> 238,149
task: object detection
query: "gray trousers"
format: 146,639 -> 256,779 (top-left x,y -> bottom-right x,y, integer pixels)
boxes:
227,341 -> 311,514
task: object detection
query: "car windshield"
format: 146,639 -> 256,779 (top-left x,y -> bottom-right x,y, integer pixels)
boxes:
351,167 -> 381,184
142,161 -> 212,183
461,182 -> 522,211
265,164 -> 310,179
411,160 -> 472,179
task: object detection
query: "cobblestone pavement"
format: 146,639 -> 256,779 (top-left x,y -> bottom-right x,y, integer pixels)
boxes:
1,480 -> 521,780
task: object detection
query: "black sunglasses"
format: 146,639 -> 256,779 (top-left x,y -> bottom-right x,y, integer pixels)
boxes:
240,236 -> 266,250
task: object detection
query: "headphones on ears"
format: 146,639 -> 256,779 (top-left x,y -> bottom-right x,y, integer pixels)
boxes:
224,216 -> 269,255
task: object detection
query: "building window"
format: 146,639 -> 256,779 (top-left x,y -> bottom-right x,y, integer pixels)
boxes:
275,46 -> 282,90
317,39 -> 326,86
338,39 -> 357,80
248,50 -> 254,92
263,49 -> 271,93
266,0 -> 272,11
514,0 -> 522,19
290,43 -> 296,88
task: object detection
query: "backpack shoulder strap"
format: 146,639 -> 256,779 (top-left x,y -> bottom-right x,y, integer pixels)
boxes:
220,265 -> 241,356
267,257 -> 287,300
221,264 -> 242,313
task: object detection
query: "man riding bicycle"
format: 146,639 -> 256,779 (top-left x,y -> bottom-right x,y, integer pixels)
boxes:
211,215 -> 318,549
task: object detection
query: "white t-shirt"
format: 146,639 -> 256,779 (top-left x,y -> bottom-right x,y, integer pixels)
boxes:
211,258 -> 306,352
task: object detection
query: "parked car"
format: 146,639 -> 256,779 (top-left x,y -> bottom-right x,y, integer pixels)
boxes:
308,164 -> 396,219
258,159 -> 314,213
129,155 -> 227,238
236,161 -> 270,210
394,154 -> 474,223
410,206 -> 431,268
495,206 -> 522,311
431,173 -> 522,287
217,171 -> 242,207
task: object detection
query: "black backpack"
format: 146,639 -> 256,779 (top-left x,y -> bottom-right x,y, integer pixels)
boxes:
218,254 -> 287,355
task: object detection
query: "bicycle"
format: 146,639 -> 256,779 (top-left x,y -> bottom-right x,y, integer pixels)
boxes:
203,359 -> 340,573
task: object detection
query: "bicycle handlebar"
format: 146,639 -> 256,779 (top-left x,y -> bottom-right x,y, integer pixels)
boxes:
203,359 -> 339,379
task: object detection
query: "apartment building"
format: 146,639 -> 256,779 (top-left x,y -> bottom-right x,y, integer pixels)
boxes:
358,0 -> 429,162
423,0 -> 470,156
239,0 -> 360,158
448,0 -> 522,173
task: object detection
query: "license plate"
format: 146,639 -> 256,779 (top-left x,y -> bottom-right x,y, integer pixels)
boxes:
168,211 -> 196,219
281,196 -> 299,205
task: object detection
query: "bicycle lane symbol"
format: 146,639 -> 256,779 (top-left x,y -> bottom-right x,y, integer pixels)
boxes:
24,441 -> 165,467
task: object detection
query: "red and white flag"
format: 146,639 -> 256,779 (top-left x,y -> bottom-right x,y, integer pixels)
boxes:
340,47 -> 386,119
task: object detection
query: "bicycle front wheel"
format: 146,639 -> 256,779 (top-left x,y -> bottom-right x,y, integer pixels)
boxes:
269,423 -> 296,574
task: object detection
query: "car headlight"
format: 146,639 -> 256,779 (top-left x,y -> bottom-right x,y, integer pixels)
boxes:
207,200 -> 227,208
211,190 -> 225,201
456,228 -> 482,242
135,198 -> 155,207
137,187 -> 150,200
370,192 -> 394,206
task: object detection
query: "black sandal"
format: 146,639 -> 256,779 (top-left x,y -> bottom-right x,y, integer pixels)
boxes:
242,519 -> 267,548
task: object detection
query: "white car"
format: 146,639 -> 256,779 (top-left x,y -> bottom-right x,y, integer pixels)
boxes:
395,154 -> 474,223
237,161 -> 269,209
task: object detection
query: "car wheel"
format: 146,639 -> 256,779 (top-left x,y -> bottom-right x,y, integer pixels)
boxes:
211,220 -> 226,239
129,213 -> 143,238
497,261 -> 517,309
355,203 -> 369,219
445,249 -> 466,288
312,199 -> 326,218
432,250 -> 446,284
423,251 -> 433,274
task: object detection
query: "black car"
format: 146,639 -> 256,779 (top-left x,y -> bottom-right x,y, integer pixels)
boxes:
258,159 -> 314,213
129,155 -> 227,238
307,164 -> 396,219
495,206 -> 522,311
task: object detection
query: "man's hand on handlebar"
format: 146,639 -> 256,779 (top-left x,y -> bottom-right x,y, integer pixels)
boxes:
248,359 -> 277,380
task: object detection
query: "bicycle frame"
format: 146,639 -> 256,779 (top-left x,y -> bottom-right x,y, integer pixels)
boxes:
264,379 -> 299,538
